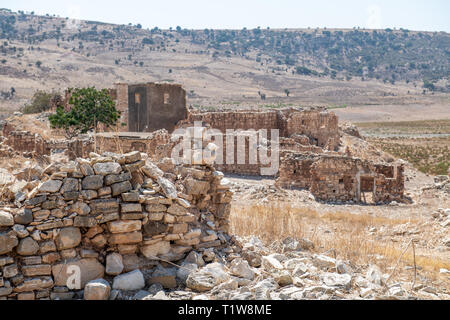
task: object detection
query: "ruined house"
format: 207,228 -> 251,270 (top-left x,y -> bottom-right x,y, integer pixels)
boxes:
112,82 -> 187,133
0,83 -> 405,203
276,151 -> 404,203
59,82 -> 188,133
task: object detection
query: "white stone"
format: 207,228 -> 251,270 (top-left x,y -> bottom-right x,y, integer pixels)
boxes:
229,258 -> 255,280
186,262 -> 229,292
261,255 -> 284,271
112,270 -> 145,291
0,211 -> 14,226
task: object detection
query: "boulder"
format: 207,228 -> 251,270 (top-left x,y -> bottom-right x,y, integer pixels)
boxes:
55,227 -> 81,250
184,251 -> 205,267
108,220 -> 141,234
106,253 -> 124,276
148,267 -> 177,289
52,258 -> 105,288
60,178 -> 78,194
93,162 -> 122,176
229,258 -> 255,280
313,254 -> 336,270
261,255 -> 284,271
140,241 -> 170,259
321,272 -> 352,290
111,181 -> 132,196
84,279 -> 111,300
81,175 -> 104,190
38,180 -> 62,193
141,163 -> 163,180
0,211 -> 14,226
14,208 -> 33,225
157,176 -> 177,199
16,236 -> 39,255
186,263 -> 229,292
176,263 -> 198,284
112,270 -> 145,291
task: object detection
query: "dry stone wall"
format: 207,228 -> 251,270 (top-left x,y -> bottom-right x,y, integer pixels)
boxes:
0,150 -> 232,300
276,151 -> 405,204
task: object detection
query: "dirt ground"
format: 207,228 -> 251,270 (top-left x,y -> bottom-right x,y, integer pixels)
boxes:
226,170 -> 450,292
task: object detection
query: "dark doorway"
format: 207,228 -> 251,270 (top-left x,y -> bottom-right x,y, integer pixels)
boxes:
128,86 -> 148,132
360,176 -> 375,204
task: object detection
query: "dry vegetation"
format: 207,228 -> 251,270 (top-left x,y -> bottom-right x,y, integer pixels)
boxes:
369,137 -> 449,175
355,120 -> 450,176
230,201 -> 450,289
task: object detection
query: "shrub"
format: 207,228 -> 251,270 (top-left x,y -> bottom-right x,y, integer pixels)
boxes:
21,90 -> 54,114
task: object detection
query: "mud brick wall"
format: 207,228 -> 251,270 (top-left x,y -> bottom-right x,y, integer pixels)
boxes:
0,151 -> 232,300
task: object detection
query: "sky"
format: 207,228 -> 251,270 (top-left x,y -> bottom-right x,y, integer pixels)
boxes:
2,0 -> 449,32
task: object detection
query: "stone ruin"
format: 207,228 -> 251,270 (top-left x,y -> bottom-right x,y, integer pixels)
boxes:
276,152 -> 404,204
0,138 -> 234,299
0,82 -> 405,204
58,82 -> 188,133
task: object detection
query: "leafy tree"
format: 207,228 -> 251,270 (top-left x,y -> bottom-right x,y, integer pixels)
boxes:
35,61 -> 42,68
284,89 -> 290,97
49,87 -> 121,138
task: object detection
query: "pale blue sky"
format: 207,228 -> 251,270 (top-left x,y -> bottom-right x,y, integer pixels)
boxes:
2,0 -> 449,32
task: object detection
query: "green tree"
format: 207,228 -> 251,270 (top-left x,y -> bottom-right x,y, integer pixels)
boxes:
49,87 -> 121,138
284,89 -> 290,97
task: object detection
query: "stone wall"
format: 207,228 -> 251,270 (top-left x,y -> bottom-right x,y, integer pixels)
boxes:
115,83 -> 187,133
3,130 -> 68,158
276,151 -> 405,204
0,151 -> 232,300
179,108 -> 340,176
186,108 -> 340,151
66,130 -> 174,162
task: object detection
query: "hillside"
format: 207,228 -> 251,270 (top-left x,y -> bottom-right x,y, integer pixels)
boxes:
0,8 -> 449,117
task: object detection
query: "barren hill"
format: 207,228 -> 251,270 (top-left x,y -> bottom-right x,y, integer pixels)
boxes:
0,8 -> 449,121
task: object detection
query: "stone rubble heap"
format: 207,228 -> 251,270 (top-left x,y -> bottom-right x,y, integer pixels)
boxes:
0,148 -> 233,300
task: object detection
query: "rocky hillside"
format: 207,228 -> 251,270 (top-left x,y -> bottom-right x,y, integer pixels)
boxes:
0,8 -> 449,115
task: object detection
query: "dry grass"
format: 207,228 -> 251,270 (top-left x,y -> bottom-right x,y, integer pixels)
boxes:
230,201 -> 450,286
369,137 -> 449,175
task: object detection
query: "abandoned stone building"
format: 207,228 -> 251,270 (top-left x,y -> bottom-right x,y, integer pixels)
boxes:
0,82 -> 405,203
276,151 -> 404,203
61,82 -> 187,133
